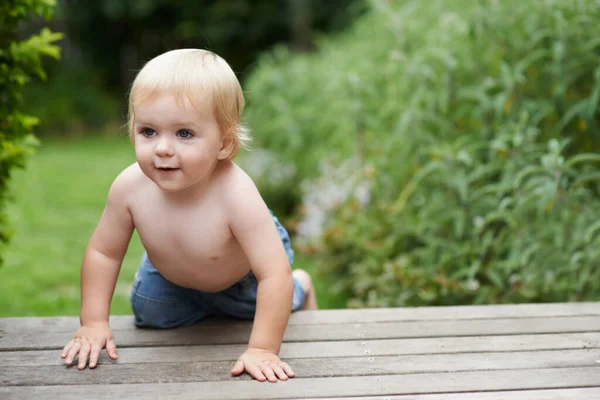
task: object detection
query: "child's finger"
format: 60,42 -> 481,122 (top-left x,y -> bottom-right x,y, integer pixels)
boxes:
230,360 -> 244,376
246,364 -> 267,382
78,342 -> 91,369
279,361 -> 295,377
61,340 -> 74,358
64,340 -> 81,365
106,338 -> 118,360
259,365 -> 278,383
271,364 -> 288,381
89,343 -> 102,368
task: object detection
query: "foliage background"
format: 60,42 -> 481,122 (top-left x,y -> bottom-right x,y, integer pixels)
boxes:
245,0 -> 600,307
1,0 -> 359,315
2,0 -> 600,316
0,0 -> 62,264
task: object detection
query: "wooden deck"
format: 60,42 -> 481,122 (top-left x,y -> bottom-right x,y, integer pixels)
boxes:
1,302 -> 600,399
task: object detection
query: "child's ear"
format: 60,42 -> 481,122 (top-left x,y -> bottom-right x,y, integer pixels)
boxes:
217,131 -> 236,160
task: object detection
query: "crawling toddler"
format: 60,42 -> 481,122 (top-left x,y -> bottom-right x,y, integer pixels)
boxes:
60,49 -> 318,383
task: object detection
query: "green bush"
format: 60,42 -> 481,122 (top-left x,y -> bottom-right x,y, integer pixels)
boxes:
0,0 -> 62,261
245,0 -> 600,306
22,64 -> 121,134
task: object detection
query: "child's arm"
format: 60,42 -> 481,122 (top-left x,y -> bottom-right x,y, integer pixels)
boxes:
61,170 -> 135,369
225,171 -> 296,383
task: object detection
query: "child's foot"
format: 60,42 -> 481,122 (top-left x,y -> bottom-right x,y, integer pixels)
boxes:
292,269 -> 318,310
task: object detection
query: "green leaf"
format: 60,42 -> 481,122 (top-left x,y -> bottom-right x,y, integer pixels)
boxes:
514,166 -> 552,188
584,221 -> 600,244
486,269 -> 505,289
572,172 -> 600,188
392,161 -> 443,213
564,154 -> 600,169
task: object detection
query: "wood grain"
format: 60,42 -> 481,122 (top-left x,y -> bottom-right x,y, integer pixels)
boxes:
2,367 -> 600,400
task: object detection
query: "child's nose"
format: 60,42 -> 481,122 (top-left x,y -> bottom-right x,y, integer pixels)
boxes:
155,136 -> 174,156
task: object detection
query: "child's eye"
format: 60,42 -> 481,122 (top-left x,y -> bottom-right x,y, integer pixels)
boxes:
141,128 -> 156,137
177,130 -> 193,139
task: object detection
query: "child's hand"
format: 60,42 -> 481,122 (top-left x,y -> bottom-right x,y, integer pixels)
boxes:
60,323 -> 118,369
230,348 -> 295,383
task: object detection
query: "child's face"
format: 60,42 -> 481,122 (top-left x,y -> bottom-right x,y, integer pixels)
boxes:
132,93 -> 226,193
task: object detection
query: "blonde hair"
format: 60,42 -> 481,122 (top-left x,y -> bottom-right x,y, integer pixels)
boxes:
128,49 -> 251,160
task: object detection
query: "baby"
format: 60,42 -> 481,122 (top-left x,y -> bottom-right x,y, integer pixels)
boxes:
60,48 -> 318,383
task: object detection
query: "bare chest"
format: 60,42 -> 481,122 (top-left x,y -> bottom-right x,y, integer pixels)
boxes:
135,206 -> 229,253
129,198 -> 248,290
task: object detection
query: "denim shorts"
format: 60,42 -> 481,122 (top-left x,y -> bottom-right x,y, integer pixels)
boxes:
130,213 -> 305,328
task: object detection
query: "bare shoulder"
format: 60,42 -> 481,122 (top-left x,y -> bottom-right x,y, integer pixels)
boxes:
217,161 -> 267,217
108,162 -> 147,205
217,161 -> 261,201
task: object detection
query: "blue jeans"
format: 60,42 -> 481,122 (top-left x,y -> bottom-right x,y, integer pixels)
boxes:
130,213 -> 305,328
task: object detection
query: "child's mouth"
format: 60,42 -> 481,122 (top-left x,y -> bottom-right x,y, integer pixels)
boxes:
156,166 -> 179,173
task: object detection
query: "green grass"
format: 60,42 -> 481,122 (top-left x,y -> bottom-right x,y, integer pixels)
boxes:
0,135 -> 344,317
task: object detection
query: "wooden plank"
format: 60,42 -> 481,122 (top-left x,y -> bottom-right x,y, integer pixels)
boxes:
298,387 -> 600,400
2,316 -> 599,351
2,367 -> 600,400
2,302 -> 599,333
2,333 -> 599,366
2,349 -> 599,386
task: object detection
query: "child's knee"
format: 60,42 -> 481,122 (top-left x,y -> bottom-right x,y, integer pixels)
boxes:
292,269 -> 313,294
292,269 -> 318,310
